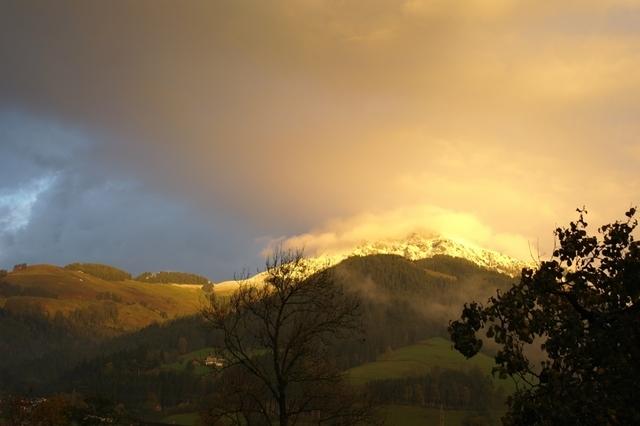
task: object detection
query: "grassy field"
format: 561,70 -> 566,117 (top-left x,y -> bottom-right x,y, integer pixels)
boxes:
348,337 -> 507,388
347,337 -> 510,425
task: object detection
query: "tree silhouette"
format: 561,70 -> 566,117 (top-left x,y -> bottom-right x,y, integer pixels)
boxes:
202,248 -> 374,425
449,208 -> 640,425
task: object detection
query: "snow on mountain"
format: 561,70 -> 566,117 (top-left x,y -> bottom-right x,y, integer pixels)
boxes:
300,234 -> 531,277
218,234 -> 530,290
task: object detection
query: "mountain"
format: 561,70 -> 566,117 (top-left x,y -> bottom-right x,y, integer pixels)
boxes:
349,234 -> 530,276
277,234 -> 531,279
215,235 -> 528,295
329,254 -> 514,361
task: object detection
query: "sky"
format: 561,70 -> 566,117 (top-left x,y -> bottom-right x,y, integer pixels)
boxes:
1,0 -> 639,280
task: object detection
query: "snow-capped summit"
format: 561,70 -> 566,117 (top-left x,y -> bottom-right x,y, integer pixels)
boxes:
216,234 -> 530,291
302,234 -> 531,277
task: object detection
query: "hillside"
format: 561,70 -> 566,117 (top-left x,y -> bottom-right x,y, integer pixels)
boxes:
334,254 -> 513,328
215,235 -> 525,296
0,255 -> 513,360
0,263 -> 211,390
1,264 -> 204,331
348,338 -> 510,426
0,253 -> 516,421
348,337 -> 507,388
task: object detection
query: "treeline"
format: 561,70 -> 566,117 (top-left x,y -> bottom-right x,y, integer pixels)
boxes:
135,271 -> 211,285
68,350 -> 217,410
0,299 -> 165,392
58,315 -> 221,409
365,367 -> 506,412
0,307 -> 96,392
64,263 -> 132,281
0,307 -> 213,396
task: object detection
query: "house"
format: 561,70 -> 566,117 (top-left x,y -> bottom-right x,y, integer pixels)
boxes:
204,355 -> 224,368
13,263 -> 28,272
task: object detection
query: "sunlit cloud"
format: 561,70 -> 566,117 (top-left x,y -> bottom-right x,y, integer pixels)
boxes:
273,204 -> 533,262
0,1 -> 639,277
402,0 -> 516,20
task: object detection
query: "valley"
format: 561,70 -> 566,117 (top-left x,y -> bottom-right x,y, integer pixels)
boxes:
0,247 -> 517,425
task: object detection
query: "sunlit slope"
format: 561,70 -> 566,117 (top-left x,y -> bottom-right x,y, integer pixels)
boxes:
213,236 -> 522,296
212,279 -> 249,296
1,264 -> 204,332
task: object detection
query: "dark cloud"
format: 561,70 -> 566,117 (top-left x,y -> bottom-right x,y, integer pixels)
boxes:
0,0 -> 460,224
0,111 -> 257,278
4,173 -> 255,279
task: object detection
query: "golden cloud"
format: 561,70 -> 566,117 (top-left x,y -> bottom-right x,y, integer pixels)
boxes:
272,204 -> 534,262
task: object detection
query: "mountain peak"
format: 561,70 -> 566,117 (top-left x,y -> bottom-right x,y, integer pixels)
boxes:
303,234 -> 530,277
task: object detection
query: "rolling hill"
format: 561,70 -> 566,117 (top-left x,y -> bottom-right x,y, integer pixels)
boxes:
0,263 -> 214,391
1,264 -> 206,332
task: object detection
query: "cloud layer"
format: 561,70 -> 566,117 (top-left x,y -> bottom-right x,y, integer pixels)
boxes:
275,204 -> 533,261
1,1 -> 639,277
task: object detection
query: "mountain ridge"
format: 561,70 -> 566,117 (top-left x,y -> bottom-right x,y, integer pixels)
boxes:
297,234 -> 531,278
215,235 -> 529,290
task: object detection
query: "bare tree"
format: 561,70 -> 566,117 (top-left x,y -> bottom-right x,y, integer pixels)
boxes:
202,248 -> 374,425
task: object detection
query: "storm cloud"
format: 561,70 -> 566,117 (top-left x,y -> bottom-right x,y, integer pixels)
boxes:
0,111 -> 254,277
1,1 -> 639,278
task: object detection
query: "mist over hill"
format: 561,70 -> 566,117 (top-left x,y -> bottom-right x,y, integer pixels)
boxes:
0,252 -> 515,409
